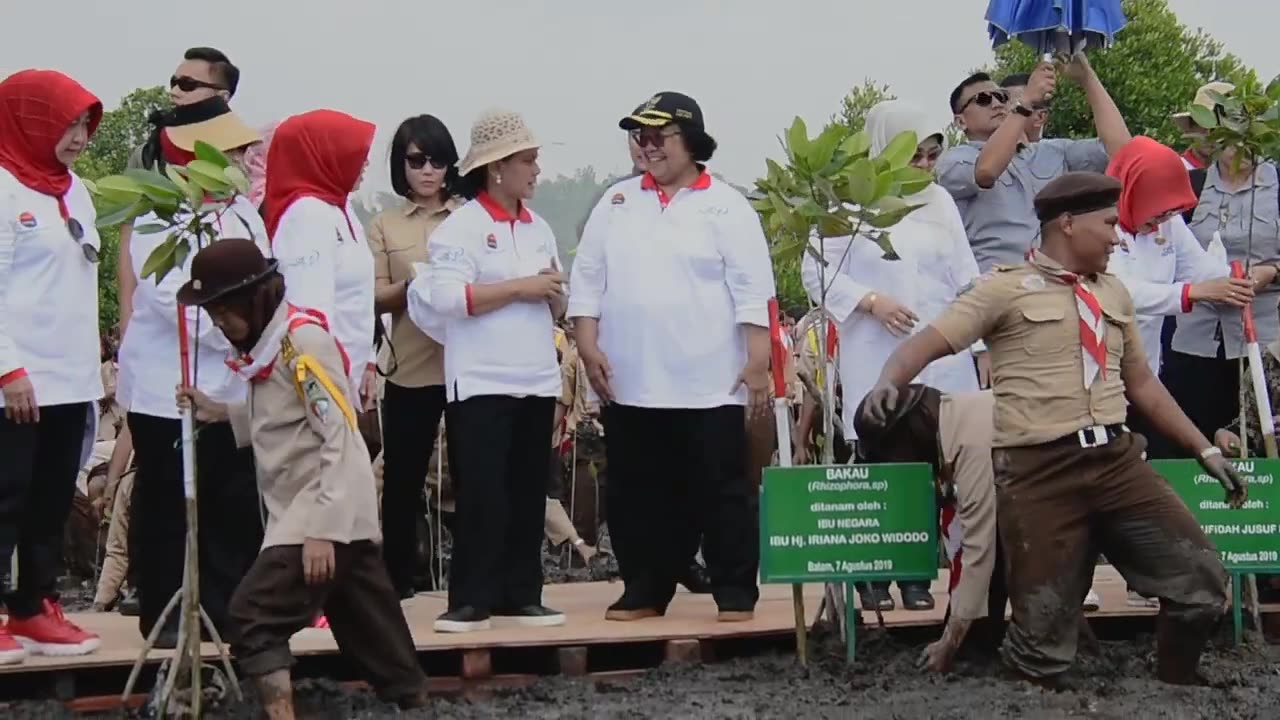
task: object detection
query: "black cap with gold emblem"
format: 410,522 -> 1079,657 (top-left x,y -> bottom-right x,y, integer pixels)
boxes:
619,91 -> 705,132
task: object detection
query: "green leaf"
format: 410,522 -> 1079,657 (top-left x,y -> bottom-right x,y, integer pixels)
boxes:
817,216 -> 853,238
871,233 -> 899,261
172,237 -> 192,270
839,131 -> 871,158
786,117 -> 810,166
82,178 -> 98,195
1267,77 -> 1280,101
91,175 -> 146,204
864,202 -> 922,229
186,160 -> 233,193
1189,104 -> 1219,129
141,235 -> 181,282
95,198 -> 152,228
770,238 -> 807,263
890,166 -> 935,196
133,222 -> 171,235
193,141 -> 231,169
224,165 -> 251,195
122,168 -> 184,204
805,124 -> 845,175
877,130 -> 919,171
843,158 -> 877,206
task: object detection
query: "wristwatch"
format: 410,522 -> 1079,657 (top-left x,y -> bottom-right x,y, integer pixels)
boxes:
1012,103 -> 1034,118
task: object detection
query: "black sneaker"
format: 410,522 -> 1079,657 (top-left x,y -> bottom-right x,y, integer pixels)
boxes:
433,607 -> 491,633
118,589 -> 140,617
900,583 -> 936,611
678,562 -> 712,594
494,605 -> 566,628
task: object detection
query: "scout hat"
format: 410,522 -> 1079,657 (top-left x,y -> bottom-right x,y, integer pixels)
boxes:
620,91 -> 705,132
163,96 -> 261,152
1033,172 -> 1122,224
176,238 -> 278,307
458,109 -> 539,176
1171,81 -> 1235,133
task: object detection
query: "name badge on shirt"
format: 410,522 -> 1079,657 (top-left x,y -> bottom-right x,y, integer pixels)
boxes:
485,233 -> 499,250
17,211 -> 39,230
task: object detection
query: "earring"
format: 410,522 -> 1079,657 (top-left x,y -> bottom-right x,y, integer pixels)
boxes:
495,173 -> 503,185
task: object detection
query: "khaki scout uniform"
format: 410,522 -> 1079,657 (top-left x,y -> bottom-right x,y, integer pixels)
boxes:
937,391 -> 1000,624
224,305 -> 426,702
556,341 -> 605,544
367,199 -> 456,597
931,254 -> 1228,679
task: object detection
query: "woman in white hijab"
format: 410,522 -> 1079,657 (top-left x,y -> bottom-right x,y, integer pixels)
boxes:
800,99 -> 984,611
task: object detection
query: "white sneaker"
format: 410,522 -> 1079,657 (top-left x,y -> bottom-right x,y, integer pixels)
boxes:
1083,588 -> 1101,611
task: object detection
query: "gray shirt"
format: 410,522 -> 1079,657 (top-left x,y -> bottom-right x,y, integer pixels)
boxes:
1172,162 -> 1280,359
936,138 -> 1110,272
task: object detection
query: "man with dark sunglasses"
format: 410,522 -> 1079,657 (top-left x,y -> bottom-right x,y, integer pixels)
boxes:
936,53 -> 1131,273
119,47 -> 241,336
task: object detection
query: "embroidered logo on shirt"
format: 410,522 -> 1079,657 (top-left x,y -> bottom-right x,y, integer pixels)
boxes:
302,375 -> 331,424
611,193 -> 626,205
17,212 -> 37,229
486,233 -> 498,249
1020,275 -> 1046,291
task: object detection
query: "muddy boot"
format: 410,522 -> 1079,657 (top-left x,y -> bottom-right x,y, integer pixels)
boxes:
1155,612 -> 1213,686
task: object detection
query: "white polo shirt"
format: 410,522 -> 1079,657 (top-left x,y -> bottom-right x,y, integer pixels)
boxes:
567,171 -> 776,409
1107,216 -> 1228,374
272,197 -> 375,392
117,196 -> 269,418
0,167 -> 103,408
414,192 -> 561,403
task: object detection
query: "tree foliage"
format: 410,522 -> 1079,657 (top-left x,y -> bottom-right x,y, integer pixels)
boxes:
74,86 -> 171,331
990,0 -> 1257,147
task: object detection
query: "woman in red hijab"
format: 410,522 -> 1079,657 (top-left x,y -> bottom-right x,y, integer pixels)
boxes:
0,69 -> 105,664
261,110 -> 377,408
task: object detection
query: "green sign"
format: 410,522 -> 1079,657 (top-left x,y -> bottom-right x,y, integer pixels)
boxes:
759,463 -> 938,583
1151,459 -> 1280,573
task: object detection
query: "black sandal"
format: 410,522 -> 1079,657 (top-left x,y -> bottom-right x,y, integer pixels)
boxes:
900,583 -> 936,611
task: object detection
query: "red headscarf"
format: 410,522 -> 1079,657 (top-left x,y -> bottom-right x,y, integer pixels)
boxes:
0,70 -> 102,208
262,109 -> 375,240
1106,136 -> 1198,235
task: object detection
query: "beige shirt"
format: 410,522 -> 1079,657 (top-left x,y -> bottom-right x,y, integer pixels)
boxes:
558,343 -> 599,431
229,305 -> 381,548
939,390 -> 997,621
931,255 -> 1146,447
366,198 -> 458,388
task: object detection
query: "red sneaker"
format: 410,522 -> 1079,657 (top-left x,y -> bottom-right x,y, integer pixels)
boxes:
0,625 -> 27,665
8,599 -> 100,657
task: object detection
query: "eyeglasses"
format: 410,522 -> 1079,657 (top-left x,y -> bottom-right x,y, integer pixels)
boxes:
630,128 -> 682,148
959,89 -> 1010,112
66,217 -> 98,263
170,75 -> 225,93
406,153 -> 449,171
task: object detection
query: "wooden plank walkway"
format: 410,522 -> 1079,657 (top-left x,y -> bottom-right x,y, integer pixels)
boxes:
0,566 -> 1167,676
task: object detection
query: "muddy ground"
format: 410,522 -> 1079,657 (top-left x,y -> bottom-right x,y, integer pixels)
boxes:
16,538 -> 1279,719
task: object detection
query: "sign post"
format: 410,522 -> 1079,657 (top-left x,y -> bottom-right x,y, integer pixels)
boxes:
760,463 -> 938,663
1152,459 -> 1280,644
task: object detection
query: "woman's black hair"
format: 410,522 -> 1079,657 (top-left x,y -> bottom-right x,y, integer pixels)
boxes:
679,123 -> 718,163
389,114 -> 460,199
456,167 -> 487,201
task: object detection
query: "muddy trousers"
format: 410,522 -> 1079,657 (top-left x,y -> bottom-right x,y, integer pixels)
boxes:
0,403 -> 90,618
127,413 -> 263,638
603,404 -> 759,613
445,395 -> 555,612
94,470 -> 134,607
228,541 -> 427,705
380,382 -> 446,597
994,431 -> 1228,679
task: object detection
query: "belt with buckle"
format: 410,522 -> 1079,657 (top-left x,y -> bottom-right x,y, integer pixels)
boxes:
1071,424 -> 1128,449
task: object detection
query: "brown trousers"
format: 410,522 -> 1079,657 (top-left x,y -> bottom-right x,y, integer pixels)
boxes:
993,431 -> 1228,678
227,541 -> 426,704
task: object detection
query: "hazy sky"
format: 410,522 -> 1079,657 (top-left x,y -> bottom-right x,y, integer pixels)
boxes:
4,1 -> 1278,195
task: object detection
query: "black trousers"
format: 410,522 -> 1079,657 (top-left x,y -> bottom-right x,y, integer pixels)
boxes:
603,404 -> 759,612
0,402 -> 90,618
229,541 -> 427,705
1163,345 -> 1240,445
445,395 -> 554,612
379,382 -> 446,596
127,413 -> 263,637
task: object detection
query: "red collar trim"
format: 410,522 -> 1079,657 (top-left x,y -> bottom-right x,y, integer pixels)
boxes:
476,191 -> 532,224
640,170 -> 712,208
1181,148 -> 1205,169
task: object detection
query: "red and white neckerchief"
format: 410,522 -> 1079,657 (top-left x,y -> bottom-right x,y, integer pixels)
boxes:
226,304 -> 350,383
1029,251 -> 1107,389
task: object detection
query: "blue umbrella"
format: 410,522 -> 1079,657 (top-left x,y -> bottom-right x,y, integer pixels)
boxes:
987,0 -> 1126,59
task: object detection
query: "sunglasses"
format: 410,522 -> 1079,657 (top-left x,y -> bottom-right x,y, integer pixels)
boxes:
170,75 -> 225,93
406,153 -> 449,171
66,217 -> 98,263
630,128 -> 682,148
960,89 -> 1010,112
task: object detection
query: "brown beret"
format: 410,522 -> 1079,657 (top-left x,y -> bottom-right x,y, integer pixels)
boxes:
1034,171 -> 1122,224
